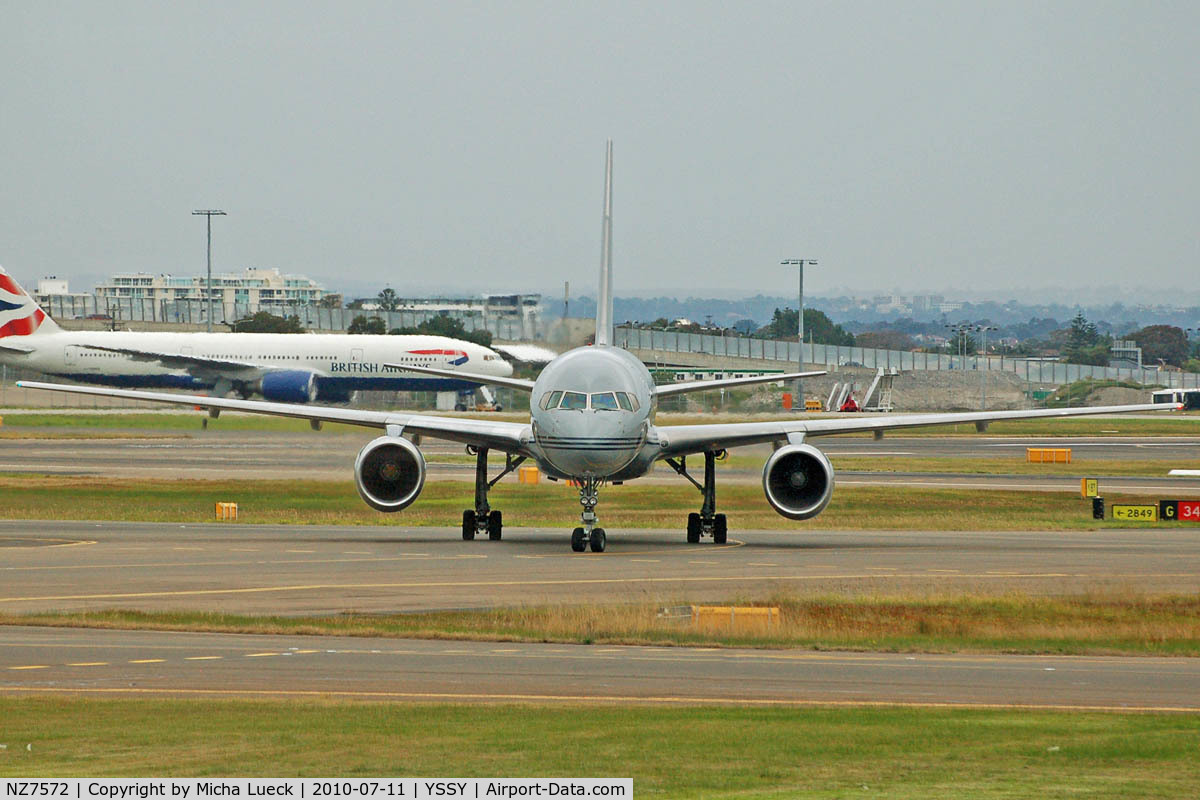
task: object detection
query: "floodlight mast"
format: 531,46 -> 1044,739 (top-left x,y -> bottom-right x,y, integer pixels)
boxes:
192,210 -> 226,332
781,258 -> 817,407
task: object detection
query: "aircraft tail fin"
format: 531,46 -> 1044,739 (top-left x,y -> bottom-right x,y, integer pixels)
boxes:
0,265 -> 60,339
594,140 -> 614,346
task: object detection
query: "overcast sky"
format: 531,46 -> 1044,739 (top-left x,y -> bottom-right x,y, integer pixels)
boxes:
2,1 -> 1197,301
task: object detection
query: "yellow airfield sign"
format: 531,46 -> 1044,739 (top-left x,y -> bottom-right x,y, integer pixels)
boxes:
1111,504 -> 1158,522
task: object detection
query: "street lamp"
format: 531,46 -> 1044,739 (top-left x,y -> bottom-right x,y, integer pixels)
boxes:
192,210 -> 226,332
781,258 -> 817,407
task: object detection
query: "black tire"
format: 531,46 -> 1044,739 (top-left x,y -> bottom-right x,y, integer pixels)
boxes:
462,510 -> 476,541
713,514 -> 728,545
589,528 -> 607,553
488,510 -> 503,541
454,403 -> 467,412
571,527 -> 587,552
686,512 -> 701,544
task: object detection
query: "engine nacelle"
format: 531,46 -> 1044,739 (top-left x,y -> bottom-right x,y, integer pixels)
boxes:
258,370 -> 318,403
354,436 -> 426,512
762,443 -> 835,520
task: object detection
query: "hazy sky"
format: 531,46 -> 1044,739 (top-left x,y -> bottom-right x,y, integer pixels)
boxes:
2,1 -> 1197,300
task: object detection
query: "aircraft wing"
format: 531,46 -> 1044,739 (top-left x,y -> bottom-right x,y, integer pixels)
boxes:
655,370 -> 826,398
656,402 -> 1179,458
385,362 -> 536,391
16,381 -> 531,452
77,345 -> 271,375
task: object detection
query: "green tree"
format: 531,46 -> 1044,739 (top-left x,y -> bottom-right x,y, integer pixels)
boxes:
759,308 -> 854,346
1063,311 -> 1110,366
855,330 -> 915,351
231,311 -> 305,333
388,315 -> 493,347
1129,325 -> 1189,367
377,288 -> 400,312
348,315 -> 386,335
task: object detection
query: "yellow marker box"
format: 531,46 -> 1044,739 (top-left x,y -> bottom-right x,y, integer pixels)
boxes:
1081,478 -> 1098,498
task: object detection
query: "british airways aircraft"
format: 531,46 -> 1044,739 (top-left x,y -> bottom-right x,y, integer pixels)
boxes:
21,142 -> 1181,551
0,268 -> 512,403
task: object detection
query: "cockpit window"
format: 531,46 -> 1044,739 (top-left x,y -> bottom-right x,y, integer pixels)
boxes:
560,391 -> 588,410
541,390 -> 564,410
590,392 -> 619,411
616,392 -> 633,411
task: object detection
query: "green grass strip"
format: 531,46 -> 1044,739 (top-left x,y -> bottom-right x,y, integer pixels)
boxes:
0,698 -> 1197,798
0,475 -> 1191,529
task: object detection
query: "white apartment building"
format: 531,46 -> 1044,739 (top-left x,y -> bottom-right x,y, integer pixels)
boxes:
96,268 -> 326,308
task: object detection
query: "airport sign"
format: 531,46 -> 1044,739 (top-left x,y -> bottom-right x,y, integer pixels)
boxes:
1081,478 -> 1098,498
1111,504 -> 1158,522
1159,500 -> 1200,522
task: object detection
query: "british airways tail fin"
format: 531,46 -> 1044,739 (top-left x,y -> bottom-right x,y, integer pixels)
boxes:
0,265 -> 61,339
594,140 -> 614,346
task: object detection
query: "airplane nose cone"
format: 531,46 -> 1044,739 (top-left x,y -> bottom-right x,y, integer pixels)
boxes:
498,357 -> 514,377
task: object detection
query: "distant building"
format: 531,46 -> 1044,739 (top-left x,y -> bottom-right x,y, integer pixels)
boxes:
33,276 -> 97,318
96,268 -> 326,308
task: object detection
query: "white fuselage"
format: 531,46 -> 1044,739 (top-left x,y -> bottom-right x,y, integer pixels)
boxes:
0,329 -> 512,400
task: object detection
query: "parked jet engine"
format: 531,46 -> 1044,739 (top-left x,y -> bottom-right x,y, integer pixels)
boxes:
257,370 -> 318,403
762,443 -> 835,520
354,436 -> 426,512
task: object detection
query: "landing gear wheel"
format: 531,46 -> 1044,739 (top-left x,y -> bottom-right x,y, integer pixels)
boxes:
589,528 -> 607,553
713,514 -> 727,545
571,527 -> 587,552
686,513 -> 701,544
462,510 -> 476,541
487,510 -> 503,541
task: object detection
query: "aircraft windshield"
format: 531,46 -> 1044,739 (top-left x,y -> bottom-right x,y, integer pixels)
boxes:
542,390 -> 640,411
590,392 -> 619,411
560,391 -> 588,410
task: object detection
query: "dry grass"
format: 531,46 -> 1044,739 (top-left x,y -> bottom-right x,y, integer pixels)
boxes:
7,592 -> 1199,655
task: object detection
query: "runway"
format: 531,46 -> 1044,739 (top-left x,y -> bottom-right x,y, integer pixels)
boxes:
3,520 -> 1200,614
2,625 -> 1198,711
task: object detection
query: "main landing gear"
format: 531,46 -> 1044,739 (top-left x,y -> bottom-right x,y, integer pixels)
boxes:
665,450 -> 728,545
570,475 -> 606,553
462,447 -> 525,542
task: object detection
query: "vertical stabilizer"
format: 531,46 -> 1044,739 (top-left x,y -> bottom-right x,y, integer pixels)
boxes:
0,266 -> 60,338
595,140 -> 614,346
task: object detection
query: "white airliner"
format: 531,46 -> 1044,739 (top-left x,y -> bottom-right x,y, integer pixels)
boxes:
0,268 -> 512,404
21,142 -> 1182,551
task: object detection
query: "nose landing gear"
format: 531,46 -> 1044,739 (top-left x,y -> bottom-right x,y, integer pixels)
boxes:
570,476 -> 606,552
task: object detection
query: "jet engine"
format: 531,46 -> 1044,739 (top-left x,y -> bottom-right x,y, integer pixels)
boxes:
762,443 -> 835,520
258,370 -> 318,403
354,435 -> 426,512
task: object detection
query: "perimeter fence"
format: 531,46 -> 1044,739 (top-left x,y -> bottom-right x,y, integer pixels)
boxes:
614,326 -> 1200,389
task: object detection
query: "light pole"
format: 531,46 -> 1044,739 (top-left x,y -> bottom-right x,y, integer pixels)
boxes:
975,325 -> 998,409
781,258 -> 817,407
192,210 -> 226,332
